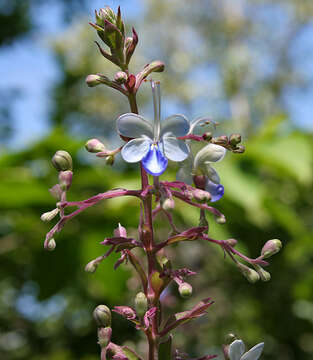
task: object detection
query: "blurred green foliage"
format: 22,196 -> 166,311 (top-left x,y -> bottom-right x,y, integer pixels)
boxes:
1,1 -> 313,360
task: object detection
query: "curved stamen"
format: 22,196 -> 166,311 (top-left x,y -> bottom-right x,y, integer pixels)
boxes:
151,80 -> 161,142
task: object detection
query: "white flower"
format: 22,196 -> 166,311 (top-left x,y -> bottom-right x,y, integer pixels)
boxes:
176,142 -> 226,202
117,81 -> 190,176
229,340 -> 264,360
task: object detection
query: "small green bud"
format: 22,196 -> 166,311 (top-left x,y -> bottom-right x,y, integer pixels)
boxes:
85,138 -> 106,153
229,133 -> 241,146
93,305 -> 111,327
233,145 -> 245,153
105,155 -> 114,166
178,282 -> 193,298
52,150 -> 73,171
162,198 -> 175,211
46,238 -> 56,251
98,326 -> 112,348
86,74 -> 102,87
215,214 -> 226,224
253,264 -> 271,282
40,208 -> 59,222
114,71 -> 128,84
58,170 -> 73,191
261,239 -> 282,258
85,260 -> 98,273
237,263 -> 260,283
156,254 -> 172,270
135,292 -> 148,317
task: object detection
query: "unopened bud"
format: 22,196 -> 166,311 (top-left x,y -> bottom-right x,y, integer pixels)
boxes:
178,282 -> 193,298
229,133 -> 241,146
46,238 -> 56,251
212,135 -> 228,145
98,326 -> 112,348
114,71 -> 128,84
86,74 -> 102,87
105,155 -> 114,165
114,223 -> 127,238
193,189 -> 211,202
125,37 -> 133,48
233,145 -> 245,154
52,150 -> 73,171
224,333 -> 237,345
58,170 -> 73,191
93,305 -> 111,327
157,254 -> 171,270
226,238 -> 237,247
202,132 -> 212,141
135,292 -> 148,317
85,138 -> 106,153
261,239 -> 282,258
237,263 -> 260,283
40,208 -> 59,222
85,260 -> 98,273
215,214 -> 226,224
162,198 -> 175,211
253,264 -> 271,282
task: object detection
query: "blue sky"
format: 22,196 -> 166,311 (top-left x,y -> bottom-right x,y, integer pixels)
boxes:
0,0 -> 312,150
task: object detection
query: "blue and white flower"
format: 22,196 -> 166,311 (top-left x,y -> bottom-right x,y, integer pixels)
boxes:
117,81 -> 190,176
176,142 -> 226,202
228,339 -> 264,360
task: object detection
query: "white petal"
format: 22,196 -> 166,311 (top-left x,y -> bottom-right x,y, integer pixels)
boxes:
160,114 -> 190,137
117,113 -> 153,138
229,340 -> 245,360
194,144 -> 226,170
162,137 -> 190,162
121,138 -> 151,163
202,164 -> 220,183
241,343 -> 264,360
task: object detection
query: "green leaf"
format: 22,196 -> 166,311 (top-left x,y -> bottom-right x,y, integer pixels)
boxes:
121,346 -> 143,360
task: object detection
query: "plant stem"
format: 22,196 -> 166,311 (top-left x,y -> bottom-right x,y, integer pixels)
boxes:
127,94 -> 159,360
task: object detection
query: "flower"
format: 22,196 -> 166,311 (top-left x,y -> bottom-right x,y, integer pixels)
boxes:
117,81 -> 190,176
228,340 -> 264,360
177,142 -> 226,202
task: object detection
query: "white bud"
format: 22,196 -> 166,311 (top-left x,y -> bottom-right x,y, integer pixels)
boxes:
40,208 -> 59,222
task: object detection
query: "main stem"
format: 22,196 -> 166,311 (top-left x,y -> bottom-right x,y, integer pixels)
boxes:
128,92 -> 159,360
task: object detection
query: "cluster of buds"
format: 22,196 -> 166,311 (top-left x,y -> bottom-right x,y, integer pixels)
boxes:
40,150 -> 73,251
236,239 -> 282,283
210,133 -> 245,154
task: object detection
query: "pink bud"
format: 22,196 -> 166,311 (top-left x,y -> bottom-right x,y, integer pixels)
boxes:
58,170 -> 73,190
114,223 -> 127,238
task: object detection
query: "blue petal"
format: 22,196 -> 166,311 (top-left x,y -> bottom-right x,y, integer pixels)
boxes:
141,143 -> 168,176
205,179 -> 224,202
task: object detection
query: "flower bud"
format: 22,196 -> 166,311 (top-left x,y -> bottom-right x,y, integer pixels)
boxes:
114,223 -> 127,238
52,150 -> 73,171
45,238 -> 56,251
93,305 -> 111,327
194,144 -> 226,170
98,326 -> 112,348
58,170 -> 73,191
229,133 -> 241,146
85,260 -> 98,273
224,333 -> 237,345
135,292 -> 148,317
193,189 -> 211,202
114,71 -> 128,84
237,263 -> 260,283
253,264 -> 271,282
261,239 -> 282,258
86,74 -> 102,87
85,138 -> 106,153
162,198 -> 175,211
40,208 -> 59,222
202,132 -> 212,141
105,155 -> 114,166
226,238 -> 237,247
215,214 -> 226,224
233,145 -> 245,154
178,282 -> 193,298
125,36 -> 133,48
212,135 -> 228,145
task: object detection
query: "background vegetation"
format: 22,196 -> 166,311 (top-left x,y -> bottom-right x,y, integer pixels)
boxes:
0,1 -> 312,359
